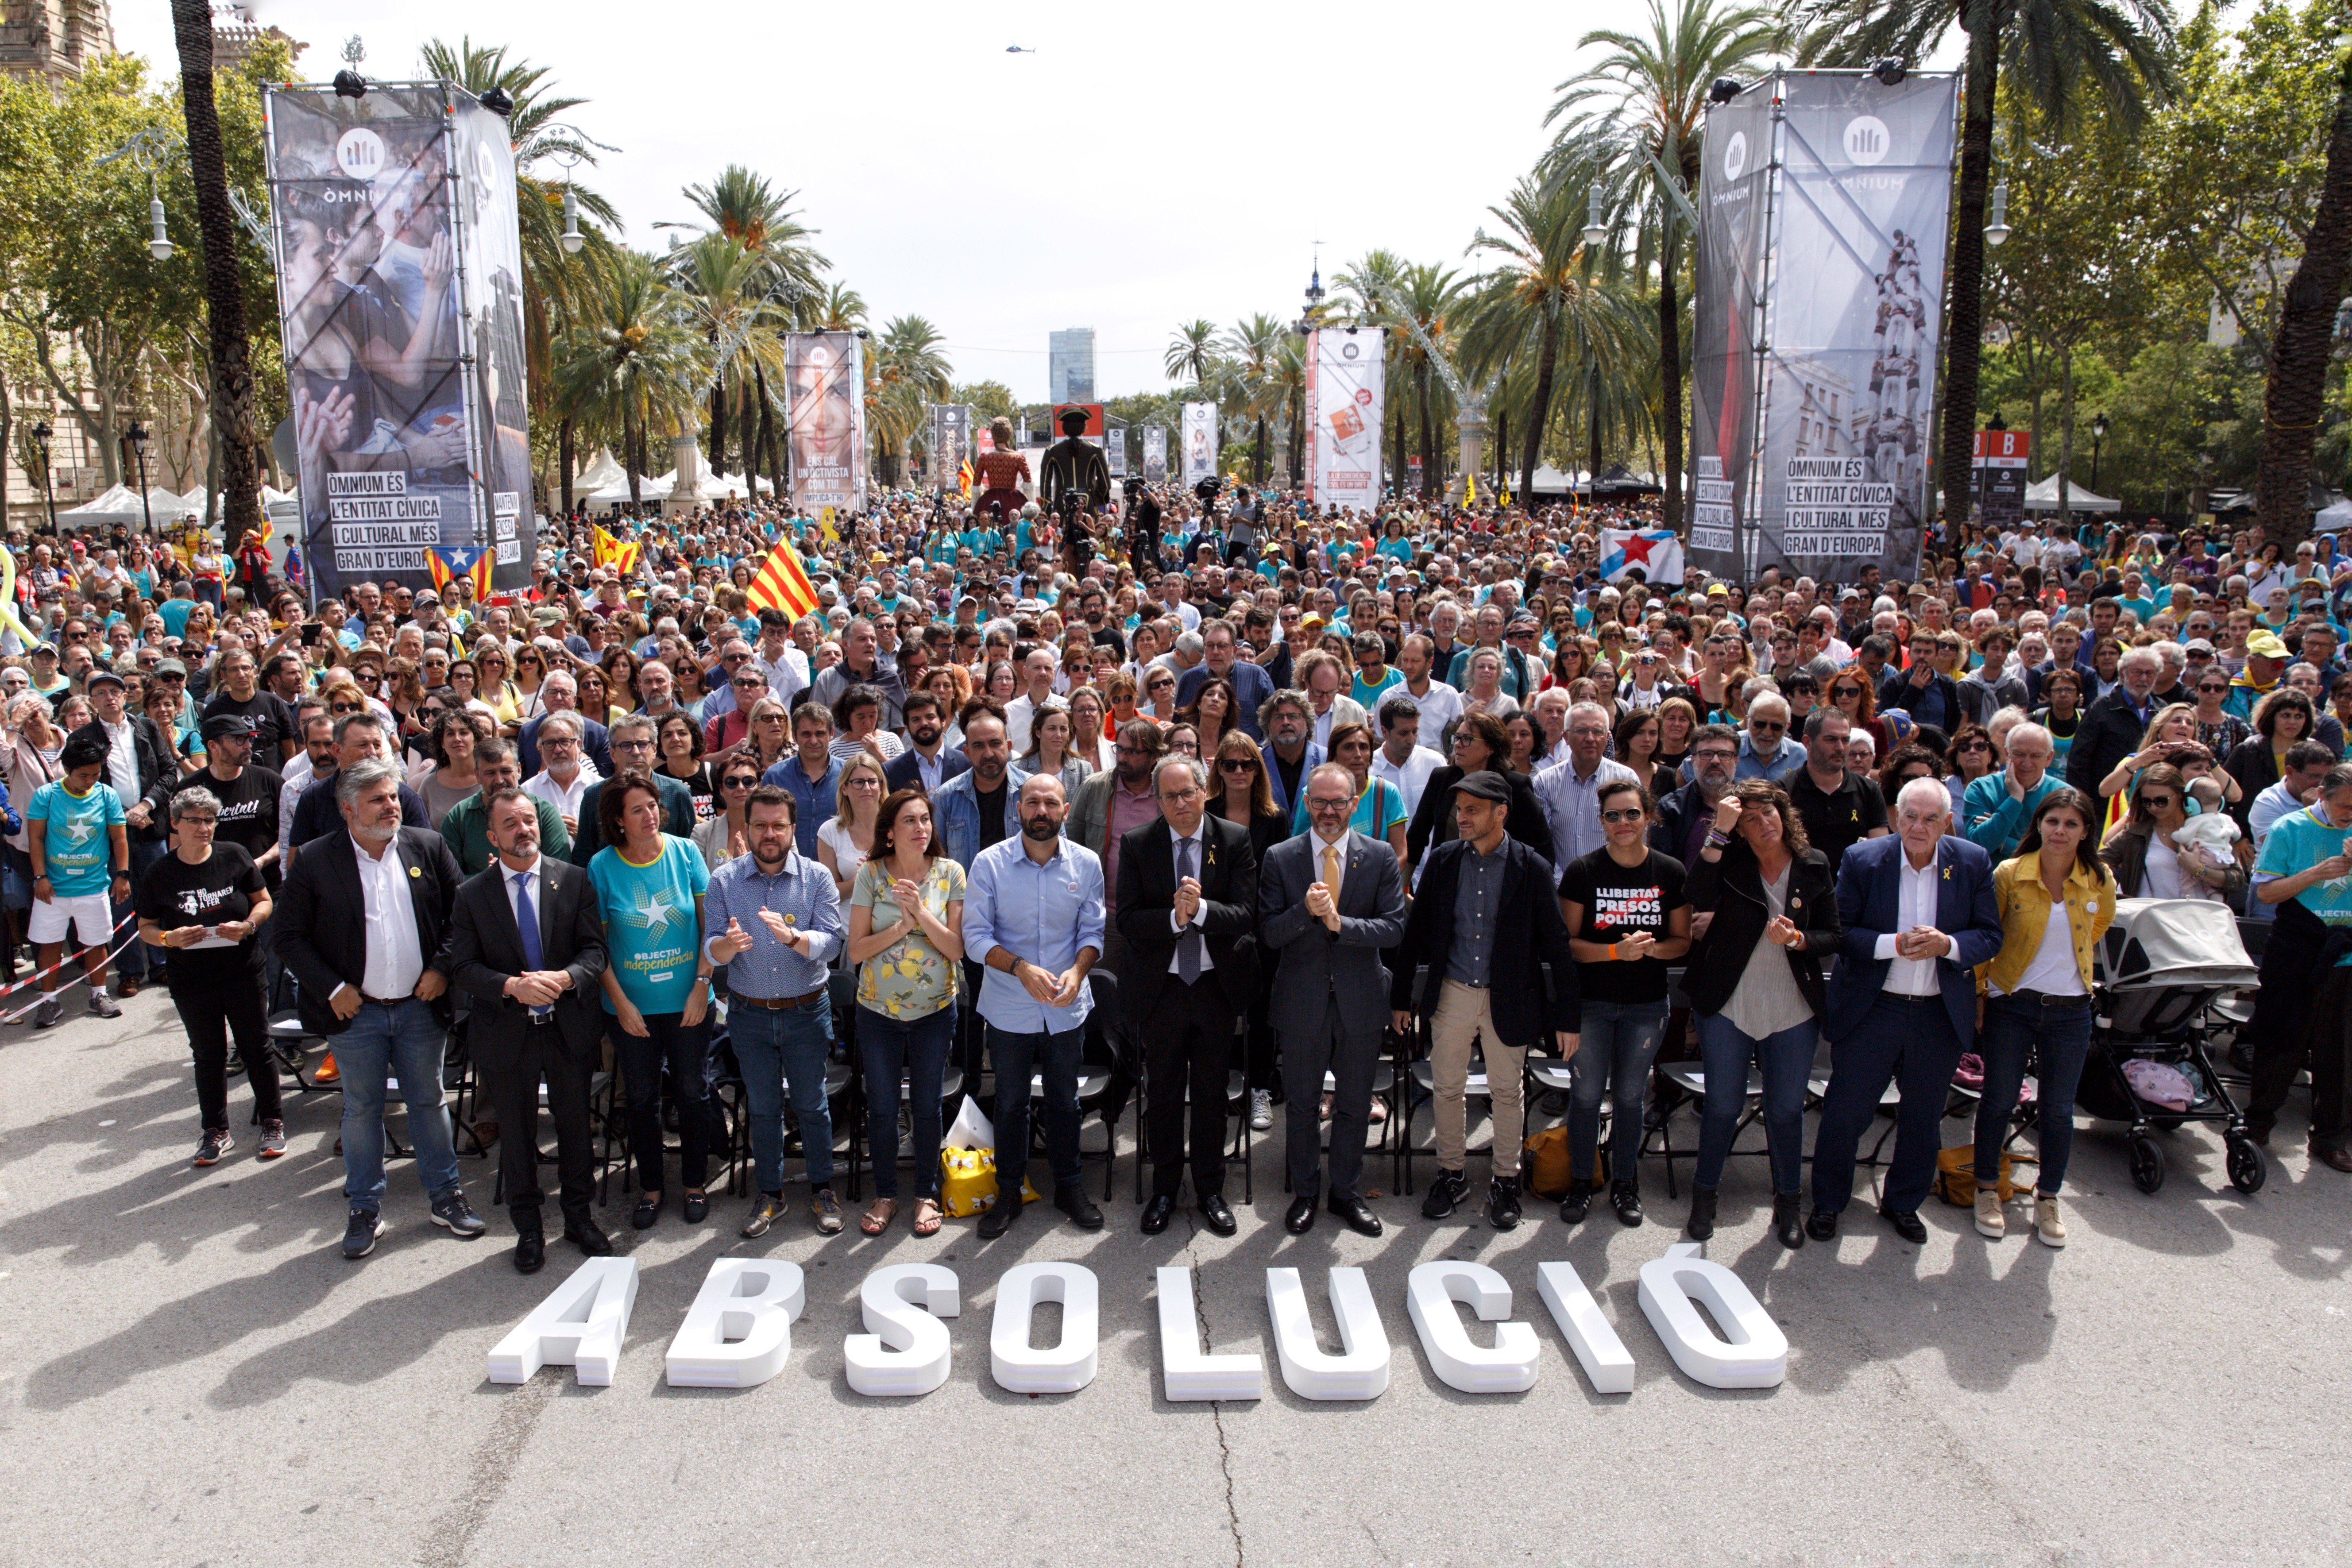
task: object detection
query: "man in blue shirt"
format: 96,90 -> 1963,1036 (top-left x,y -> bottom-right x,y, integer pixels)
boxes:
962,773 -> 1106,1239
761,705 -> 842,860
702,786 -> 846,1236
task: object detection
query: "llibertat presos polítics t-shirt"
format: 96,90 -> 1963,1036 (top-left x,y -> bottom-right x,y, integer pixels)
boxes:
1558,847 -> 1688,1005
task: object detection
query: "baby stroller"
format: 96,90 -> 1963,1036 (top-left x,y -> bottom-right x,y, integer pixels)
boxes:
2076,898 -> 2265,1195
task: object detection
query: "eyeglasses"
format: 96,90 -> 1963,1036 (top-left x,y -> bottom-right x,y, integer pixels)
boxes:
1305,796 -> 1353,813
1218,758 -> 1259,773
1600,808 -> 1645,823
1750,719 -> 1786,732
542,737 -> 579,750
612,738 -> 655,753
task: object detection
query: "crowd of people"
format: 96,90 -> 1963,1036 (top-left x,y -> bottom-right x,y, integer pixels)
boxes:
10,483 -> 2352,1272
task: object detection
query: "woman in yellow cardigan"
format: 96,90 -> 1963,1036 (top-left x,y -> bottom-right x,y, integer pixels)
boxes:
1973,785 -> 2117,1249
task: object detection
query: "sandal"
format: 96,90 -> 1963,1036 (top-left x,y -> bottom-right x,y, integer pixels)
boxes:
859,1197 -> 899,1236
911,1198 -> 943,1237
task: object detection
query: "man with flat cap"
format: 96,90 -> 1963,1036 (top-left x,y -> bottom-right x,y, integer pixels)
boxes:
168,712 -> 286,887
1394,769 -> 1581,1232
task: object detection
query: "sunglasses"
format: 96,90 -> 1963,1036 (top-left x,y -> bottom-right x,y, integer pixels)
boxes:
1218,758 -> 1259,772
329,701 -> 363,714
1600,808 -> 1645,824
2139,793 -> 2176,809
1750,720 -> 1786,732
1958,739 -> 1992,753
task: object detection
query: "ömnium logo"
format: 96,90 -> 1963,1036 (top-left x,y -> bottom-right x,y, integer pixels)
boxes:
1843,116 -> 1891,166
1722,130 -> 1749,181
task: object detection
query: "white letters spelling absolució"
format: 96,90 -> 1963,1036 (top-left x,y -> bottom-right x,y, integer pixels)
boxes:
844,1263 -> 959,1396
1155,1265 -> 1263,1401
991,1262 -> 1099,1394
1407,1261 -> 1541,1394
487,1256 -> 638,1386
1265,1266 -> 1389,1401
1638,1243 -> 1788,1389
664,1259 -> 806,1389
1535,1260 -> 1636,1395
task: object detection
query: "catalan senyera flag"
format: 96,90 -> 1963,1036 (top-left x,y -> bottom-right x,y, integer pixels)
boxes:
425,545 -> 492,602
745,534 -> 821,620
592,524 -> 641,576
958,458 -> 973,499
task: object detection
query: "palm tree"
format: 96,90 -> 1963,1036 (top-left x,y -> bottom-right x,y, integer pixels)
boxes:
1269,336 -> 1308,490
1348,257 -> 1467,500
1545,0 -> 1785,532
667,234 -> 790,484
804,283 -> 867,335
552,251 -> 707,511
169,0 -> 263,537
2256,58 -> 2352,546
1457,178 -> 1652,502
1220,314 -> 1287,485
1794,0 -> 2170,538
869,315 -> 953,485
1164,318 -> 1221,390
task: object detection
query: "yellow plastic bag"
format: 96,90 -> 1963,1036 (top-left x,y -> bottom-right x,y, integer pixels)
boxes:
938,1145 -> 1038,1218
1933,1144 -> 2037,1206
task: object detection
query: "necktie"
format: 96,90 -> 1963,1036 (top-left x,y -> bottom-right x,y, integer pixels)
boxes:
513,871 -> 550,1016
1321,844 -> 1340,899
1175,834 -> 1204,984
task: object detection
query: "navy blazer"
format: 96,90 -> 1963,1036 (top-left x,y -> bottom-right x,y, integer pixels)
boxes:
1259,738 -> 1325,819
883,746 -> 970,796
1824,831 -> 2003,1049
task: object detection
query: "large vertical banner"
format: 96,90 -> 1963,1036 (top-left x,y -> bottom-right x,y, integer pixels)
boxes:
1142,425 -> 1167,483
1972,429 -> 2031,531
928,404 -> 971,487
1181,403 -> 1217,487
1306,328 -> 1383,508
264,82 -> 535,600
1686,81 -> 1777,579
784,332 -> 866,517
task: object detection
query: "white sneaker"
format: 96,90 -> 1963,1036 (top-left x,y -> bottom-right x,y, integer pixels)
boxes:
1974,1189 -> 2004,1239
1249,1089 -> 1273,1132
2033,1195 -> 2066,1248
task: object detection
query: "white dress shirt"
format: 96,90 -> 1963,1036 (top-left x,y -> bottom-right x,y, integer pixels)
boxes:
1401,678 -> 1463,740
351,834 -> 424,1000
523,763 -> 599,823
1166,820 -> 1215,974
1873,847 -> 1943,995
498,853 -> 554,1015
99,715 -> 139,808
1371,743 -> 1448,821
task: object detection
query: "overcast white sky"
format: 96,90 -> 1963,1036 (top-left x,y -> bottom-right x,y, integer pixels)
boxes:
113,0 -> 1691,400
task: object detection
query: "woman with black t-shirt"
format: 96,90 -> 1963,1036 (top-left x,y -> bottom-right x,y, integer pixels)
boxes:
136,787 -> 277,1168
1557,778 -> 1690,1228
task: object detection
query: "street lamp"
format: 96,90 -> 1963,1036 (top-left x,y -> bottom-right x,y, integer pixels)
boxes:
560,185 -> 584,255
2090,412 -> 2109,493
1582,186 -> 1607,248
146,185 -> 174,262
1984,182 -> 2011,247
28,420 -> 57,534
126,421 -> 152,533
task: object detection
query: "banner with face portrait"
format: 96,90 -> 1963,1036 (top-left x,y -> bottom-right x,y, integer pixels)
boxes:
1306,328 -> 1383,508
1685,79 -> 1777,582
263,82 -> 536,603
784,332 -> 866,518
1181,402 -> 1217,487
1142,425 -> 1167,483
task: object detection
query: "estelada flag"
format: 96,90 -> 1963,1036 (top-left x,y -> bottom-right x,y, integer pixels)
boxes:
745,534 -> 820,620
425,545 -> 492,602
591,524 -> 641,576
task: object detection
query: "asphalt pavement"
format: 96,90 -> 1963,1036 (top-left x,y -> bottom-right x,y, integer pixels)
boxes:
3,988 -> 2350,1567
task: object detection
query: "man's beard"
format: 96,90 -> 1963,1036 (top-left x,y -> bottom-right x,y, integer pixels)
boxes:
911,726 -> 941,749
1020,815 -> 1060,842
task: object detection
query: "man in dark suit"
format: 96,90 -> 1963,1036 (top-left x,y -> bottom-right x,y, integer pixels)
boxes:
1261,761 -> 1407,1236
275,758 -> 483,1260
883,690 -> 969,796
442,788 -> 612,1272
1807,776 -> 2004,1243
2064,644 -> 2163,795
71,668 -> 175,993
514,669 -> 614,779
1116,754 -> 1258,1236
1393,771 -> 1581,1231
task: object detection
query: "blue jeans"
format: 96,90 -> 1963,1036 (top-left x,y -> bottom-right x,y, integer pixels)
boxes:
860,1005 -> 954,1199
335,997 -> 460,1211
729,995 -> 836,1194
1974,992 -> 2095,1195
1569,998 -> 1668,1190
989,1023 -> 1084,1200
1695,1012 -> 1818,1196
615,1011 -> 715,1193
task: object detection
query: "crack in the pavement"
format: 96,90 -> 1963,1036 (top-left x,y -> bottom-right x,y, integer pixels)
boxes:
1179,1209 -> 1245,1568
415,1368 -> 557,1568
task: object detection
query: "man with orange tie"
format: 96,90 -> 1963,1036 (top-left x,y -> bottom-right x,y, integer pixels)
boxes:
1260,762 -> 1407,1236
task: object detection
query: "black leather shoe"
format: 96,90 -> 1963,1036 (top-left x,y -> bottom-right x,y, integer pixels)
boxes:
683,1192 -> 710,1224
1140,1194 -> 1177,1235
1774,1192 -> 1805,1249
1054,1183 -> 1104,1230
1199,1193 -> 1237,1236
564,1220 -> 613,1256
1806,1205 -> 1840,1242
978,1193 -> 1022,1239
514,1228 -> 546,1274
1684,1185 -> 1717,1240
1327,1191 -> 1383,1237
1285,1195 -> 1317,1234
1878,1204 -> 1928,1244
632,1194 -> 660,1231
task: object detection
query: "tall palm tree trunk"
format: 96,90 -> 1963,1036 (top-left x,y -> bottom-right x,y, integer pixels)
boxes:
559,417 -> 574,517
755,364 -> 781,505
2256,53 -> 2352,550
626,410 -> 642,511
708,375 -> 727,478
1658,180 -> 1687,531
1939,10 -> 2001,553
170,0 -> 262,539
1252,418 -> 1266,486
1417,361 -> 1436,499
1521,314 -> 1561,502
1390,386 -> 1406,500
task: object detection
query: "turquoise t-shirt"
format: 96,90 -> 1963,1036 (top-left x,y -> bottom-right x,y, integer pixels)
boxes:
2255,806 -> 2352,961
30,780 -> 124,896
158,599 -> 195,637
589,836 -> 712,1014
1352,667 -> 1404,708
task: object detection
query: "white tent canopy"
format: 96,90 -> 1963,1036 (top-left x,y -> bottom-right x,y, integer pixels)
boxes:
1529,464 -> 1574,494
55,483 -> 180,528
2023,473 -> 2121,512
573,446 -> 626,492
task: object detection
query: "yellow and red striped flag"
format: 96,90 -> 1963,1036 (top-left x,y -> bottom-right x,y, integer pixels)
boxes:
745,533 -> 820,620
592,524 -> 641,576
958,457 -> 974,498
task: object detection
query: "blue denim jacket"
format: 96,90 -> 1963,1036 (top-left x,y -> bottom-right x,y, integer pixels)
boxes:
933,764 -> 1028,870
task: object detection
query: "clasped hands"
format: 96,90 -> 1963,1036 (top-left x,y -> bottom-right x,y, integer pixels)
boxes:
503,969 -> 571,1007
1303,880 -> 1342,933
1892,924 -> 1952,961
1173,875 -> 1202,927
1012,957 -> 1085,1008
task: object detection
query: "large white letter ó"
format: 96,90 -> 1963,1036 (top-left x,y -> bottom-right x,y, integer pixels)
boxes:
1535,1260 -> 1635,1395
1265,1266 -> 1389,1401
1156,1265 -> 1263,1401
991,1262 -> 1100,1395
487,1257 -> 639,1386
1637,1241 -> 1787,1390
845,1263 -> 960,1397
1407,1261 -> 1539,1394
664,1258 -> 807,1389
